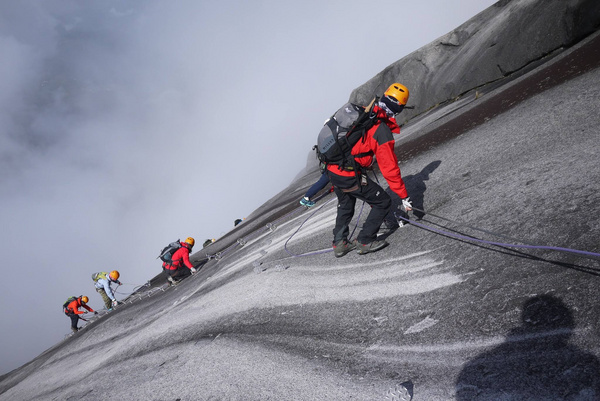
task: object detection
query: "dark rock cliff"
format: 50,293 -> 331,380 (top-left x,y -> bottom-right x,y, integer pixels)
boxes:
349,0 -> 600,124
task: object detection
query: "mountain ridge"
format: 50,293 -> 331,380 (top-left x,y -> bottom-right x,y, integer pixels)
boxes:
1,1 -> 599,399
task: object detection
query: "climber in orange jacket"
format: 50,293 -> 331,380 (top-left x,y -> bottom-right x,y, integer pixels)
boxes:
64,296 -> 95,333
326,83 -> 413,257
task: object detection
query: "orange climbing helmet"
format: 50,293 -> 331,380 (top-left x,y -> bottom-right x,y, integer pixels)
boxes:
184,237 -> 195,247
109,270 -> 120,280
384,83 -> 409,105
81,296 -> 89,304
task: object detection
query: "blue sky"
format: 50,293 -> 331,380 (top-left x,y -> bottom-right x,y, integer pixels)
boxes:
0,0 -> 497,375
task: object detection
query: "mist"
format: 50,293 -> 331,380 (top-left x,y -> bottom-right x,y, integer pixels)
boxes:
0,0 -> 498,375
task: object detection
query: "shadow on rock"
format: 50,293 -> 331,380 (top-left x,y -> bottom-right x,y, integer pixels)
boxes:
455,294 -> 600,400
385,160 -> 442,222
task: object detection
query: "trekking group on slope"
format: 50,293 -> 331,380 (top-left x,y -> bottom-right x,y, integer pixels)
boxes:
63,82 -> 413,333
63,270 -> 121,333
64,236 -> 199,333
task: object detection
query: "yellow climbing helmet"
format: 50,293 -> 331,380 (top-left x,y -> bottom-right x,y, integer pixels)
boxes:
109,270 -> 120,280
81,296 -> 89,304
383,83 -> 409,106
185,237 -> 195,247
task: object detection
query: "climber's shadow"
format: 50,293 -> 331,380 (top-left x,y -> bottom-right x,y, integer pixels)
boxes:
385,160 -> 441,222
455,295 -> 600,399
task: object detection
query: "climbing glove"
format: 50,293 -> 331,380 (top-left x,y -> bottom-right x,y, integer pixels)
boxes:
401,197 -> 413,212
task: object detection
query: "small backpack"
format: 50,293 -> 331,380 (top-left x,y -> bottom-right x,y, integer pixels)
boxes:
158,239 -> 182,263
63,296 -> 79,313
316,98 -> 379,169
91,272 -> 108,282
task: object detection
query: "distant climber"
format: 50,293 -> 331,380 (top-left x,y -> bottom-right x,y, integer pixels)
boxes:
321,83 -> 413,257
162,237 -> 197,285
64,296 -> 95,333
299,170 -> 332,207
203,238 -> 214,248
234,218 -> 243,226
92,270 -> 122,310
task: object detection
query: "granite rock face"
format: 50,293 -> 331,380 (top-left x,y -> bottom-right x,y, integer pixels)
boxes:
1,2 -> 599,400
349,0 -> 600,123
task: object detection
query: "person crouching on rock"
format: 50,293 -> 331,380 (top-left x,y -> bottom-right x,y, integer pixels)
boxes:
64,296 -> 95,333
163,237 -> 197,285
92,270 -> 122,310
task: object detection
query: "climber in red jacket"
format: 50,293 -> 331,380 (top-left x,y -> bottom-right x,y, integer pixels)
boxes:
163,237 -> 197,285
64,296 -> 95,333
326,83 -> 413,257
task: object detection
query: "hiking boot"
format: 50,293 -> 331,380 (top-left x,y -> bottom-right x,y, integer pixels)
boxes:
355,239 -> 389,255
167,276 -> 180,286
382,219 -> 400,231
299,197 -> 316,207
71,327 -> 79,333
333,239 -> 356,258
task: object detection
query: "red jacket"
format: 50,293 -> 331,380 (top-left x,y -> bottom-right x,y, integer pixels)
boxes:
65,298 -> 94,315
163,242 -> 194,270
327,105 -> 408,199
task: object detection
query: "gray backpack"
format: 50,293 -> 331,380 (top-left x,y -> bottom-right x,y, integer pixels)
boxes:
315,99 -> 379,168
158,240 -> 182,263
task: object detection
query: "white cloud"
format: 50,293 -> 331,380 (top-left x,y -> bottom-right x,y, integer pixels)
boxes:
0,0 -> 497,374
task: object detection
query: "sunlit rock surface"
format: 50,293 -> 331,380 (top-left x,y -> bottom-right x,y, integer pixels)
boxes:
1,1 -> 599,400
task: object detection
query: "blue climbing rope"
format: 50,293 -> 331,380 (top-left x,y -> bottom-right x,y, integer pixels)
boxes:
400,207 -> 600,260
